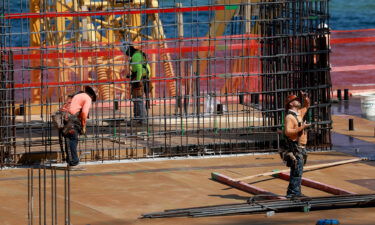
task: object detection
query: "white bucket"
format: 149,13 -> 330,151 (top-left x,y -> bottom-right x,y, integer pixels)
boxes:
360,93 -> 375,118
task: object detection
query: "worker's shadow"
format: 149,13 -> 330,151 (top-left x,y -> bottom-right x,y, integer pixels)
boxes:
208,194 -> 249,201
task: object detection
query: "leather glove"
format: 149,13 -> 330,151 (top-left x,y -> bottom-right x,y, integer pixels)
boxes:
286,152 -> 297,168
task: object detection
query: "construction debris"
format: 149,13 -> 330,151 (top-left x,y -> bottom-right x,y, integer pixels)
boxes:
141,194 -> 375,218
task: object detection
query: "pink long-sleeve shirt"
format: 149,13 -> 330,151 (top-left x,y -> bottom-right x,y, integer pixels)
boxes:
68,93 -> 92,127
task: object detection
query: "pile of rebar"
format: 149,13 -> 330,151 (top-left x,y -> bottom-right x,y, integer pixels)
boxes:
141,194 -> 375,218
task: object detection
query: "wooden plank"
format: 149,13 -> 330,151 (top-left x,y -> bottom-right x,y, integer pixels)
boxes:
234,158 -> 364,182
211,172 -> 285,199
275,172 -> 357,195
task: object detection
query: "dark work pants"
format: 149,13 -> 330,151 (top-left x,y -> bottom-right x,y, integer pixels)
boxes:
287,154 -> 304,196
131,81 -> 147,123
133,98 -> 146,121
64,128 -> 80,166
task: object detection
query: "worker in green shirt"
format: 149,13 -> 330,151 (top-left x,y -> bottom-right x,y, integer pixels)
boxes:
121,41 -> 151,125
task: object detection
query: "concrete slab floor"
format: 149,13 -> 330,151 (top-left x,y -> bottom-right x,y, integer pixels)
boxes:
331,97 -> 375,145
1,152 -> 375,225
3,89 -> 375,225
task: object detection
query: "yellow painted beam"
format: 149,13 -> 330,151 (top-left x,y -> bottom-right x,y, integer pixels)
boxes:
147,0 -> 176,97
195,0 -> 242,77
128,14 -> 142,43
29,0 -> 41,46
56,1 -> 73,20
29,0 -> 42,103
83,1 -> 109,8
105,0 -> 115,44
56,1 -> 67,45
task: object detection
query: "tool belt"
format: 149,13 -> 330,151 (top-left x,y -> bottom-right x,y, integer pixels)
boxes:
130,72 -> 151,97
62,112 -> 82,136
280,139 -> 308,167
52,111 -> 68,130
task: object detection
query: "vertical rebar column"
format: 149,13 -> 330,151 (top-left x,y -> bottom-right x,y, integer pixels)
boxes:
258,0 -> 331,150
27,167 -> 71,224
0,0 -> 15,167
27,168 -> 34,225
0,3 -> 6,167
29,0 -> 42,103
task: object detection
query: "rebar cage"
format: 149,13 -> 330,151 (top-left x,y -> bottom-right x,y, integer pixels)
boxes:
0,0 -> 331,166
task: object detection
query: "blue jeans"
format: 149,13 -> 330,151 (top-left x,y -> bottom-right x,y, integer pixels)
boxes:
287,154 -> 304,196
64,129 -> 79,166
131,81 -> 147,123
133,99 -> 146,122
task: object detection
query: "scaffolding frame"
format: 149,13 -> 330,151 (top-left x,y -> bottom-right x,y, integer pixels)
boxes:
1,0 -> 331,166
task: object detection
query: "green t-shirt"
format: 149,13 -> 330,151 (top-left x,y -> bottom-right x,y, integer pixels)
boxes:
131,51 -> 151,81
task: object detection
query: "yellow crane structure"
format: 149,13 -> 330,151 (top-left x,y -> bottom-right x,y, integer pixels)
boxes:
29,0 -> 176,103
28,0 -> 267,106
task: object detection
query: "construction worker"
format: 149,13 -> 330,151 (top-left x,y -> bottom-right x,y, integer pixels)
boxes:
121,41 -> 151,125
63,86 -> 96,167
282,91 -> 311,198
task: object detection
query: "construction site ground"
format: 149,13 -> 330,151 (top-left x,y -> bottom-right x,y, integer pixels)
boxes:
1,100 -> 374,225
1,151 -> 375,225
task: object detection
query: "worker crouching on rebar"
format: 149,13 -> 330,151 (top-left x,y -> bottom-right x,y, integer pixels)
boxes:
121,41 -> 151,125
282,91 -> 311,198
63,86 -> 96,167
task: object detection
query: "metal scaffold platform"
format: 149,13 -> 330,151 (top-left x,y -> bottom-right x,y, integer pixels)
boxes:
1,0 -> 331,166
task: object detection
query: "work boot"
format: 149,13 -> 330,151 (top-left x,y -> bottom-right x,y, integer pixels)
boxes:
68,162 -> 79,167
286,193 -> 309,200
286,194 -> 296,199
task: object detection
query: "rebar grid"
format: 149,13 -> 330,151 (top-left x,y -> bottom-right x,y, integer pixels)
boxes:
1,0 -> 331,166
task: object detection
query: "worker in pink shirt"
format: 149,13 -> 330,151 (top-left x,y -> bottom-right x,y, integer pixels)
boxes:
63,86 -> 96,167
